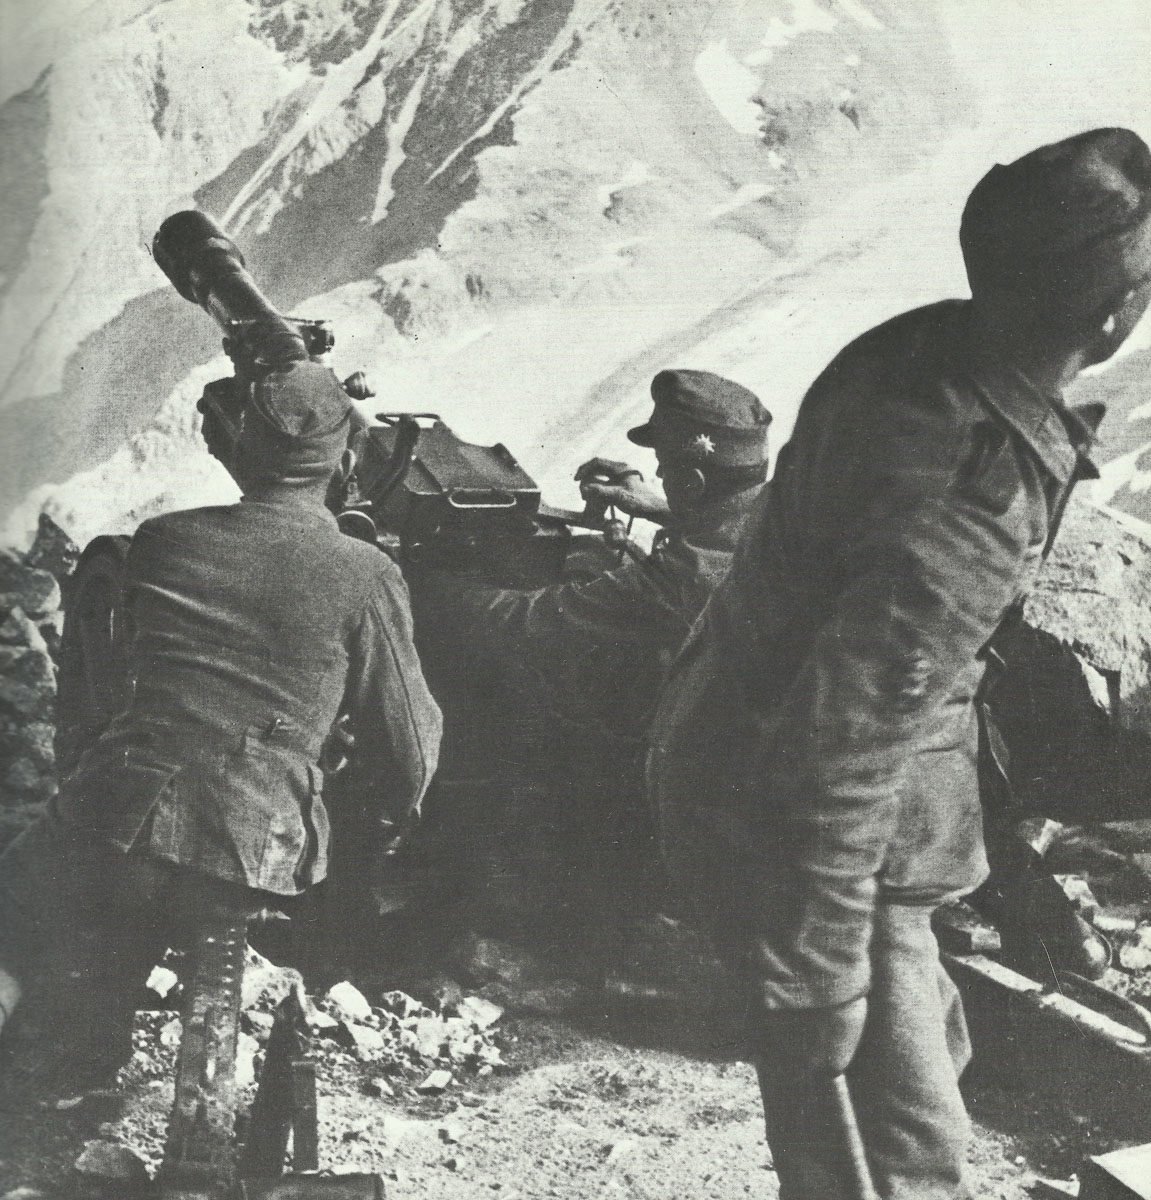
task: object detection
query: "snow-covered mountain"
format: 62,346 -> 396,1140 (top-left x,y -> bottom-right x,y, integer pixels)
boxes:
2,0 -> 1150,546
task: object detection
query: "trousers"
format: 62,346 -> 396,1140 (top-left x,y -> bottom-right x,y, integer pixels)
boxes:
755,904 -> 972,1200
0,813 -> 280,1081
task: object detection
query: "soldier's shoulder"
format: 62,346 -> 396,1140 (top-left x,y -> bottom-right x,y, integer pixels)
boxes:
131,504 -> 235,541
812,303 -> 978,457
327,533 -> 405,588
822,301 -> 967,385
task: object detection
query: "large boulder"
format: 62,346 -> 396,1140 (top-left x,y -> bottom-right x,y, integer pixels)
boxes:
993,497 -> 1151,824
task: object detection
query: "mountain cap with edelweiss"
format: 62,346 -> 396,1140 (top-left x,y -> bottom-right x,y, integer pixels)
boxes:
628,369 -> 771,467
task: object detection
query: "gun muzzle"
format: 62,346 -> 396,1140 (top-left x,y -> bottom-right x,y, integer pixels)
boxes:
153,210 -> 308,366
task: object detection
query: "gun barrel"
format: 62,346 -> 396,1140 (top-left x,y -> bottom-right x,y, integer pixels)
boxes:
153,210 -> 307,364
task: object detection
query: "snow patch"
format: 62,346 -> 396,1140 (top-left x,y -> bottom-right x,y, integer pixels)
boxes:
3,358 -> 239,548
571,237 -> 650,275
693,41 -> 762,138
596,161 -> 652,216
745,0 -> 838,67
426,2 -> 599,187
709,183 -> 775,220
223,0 -> 412,230
370,68 -> 431,225
835,0 -> 882,30
1092,442 -> 1151,506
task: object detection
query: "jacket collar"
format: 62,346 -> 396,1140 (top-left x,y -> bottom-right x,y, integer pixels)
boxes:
667,484 -> 764,552
238,496 -> 340,528
963,352 -> 1101,485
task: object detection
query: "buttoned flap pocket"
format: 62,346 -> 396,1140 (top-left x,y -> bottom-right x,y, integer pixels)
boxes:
238,737 -> 321,889
884,739 -> 983,893
148,736 -> 313,890
236,733 -> 312,826
60,740 -> 182,841
958,420 -> 1017,515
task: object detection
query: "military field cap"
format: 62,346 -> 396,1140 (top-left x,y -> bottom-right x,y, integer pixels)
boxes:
627,369 -> 771,467
236,360 -> 352,486
961,127 -> 1151,320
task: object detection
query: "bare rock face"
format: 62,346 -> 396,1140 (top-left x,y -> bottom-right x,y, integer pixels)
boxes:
993,497 -> 1151,824
0,515 -> 76,843
1,0 -> 967,545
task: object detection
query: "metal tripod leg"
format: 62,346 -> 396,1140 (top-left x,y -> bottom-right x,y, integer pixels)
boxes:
240,990 -> 382,1199
158,908 -> 248,1200
242,991 -> 318,1178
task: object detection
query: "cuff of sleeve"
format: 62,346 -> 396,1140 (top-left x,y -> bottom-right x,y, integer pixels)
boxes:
751,959 -> 871,1011
745,885 -> 877,1010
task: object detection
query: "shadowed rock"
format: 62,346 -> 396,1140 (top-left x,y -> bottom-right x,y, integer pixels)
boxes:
994,497 -> 1151,824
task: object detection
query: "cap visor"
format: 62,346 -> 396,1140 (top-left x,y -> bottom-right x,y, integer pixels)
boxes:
627,423 -> 656,447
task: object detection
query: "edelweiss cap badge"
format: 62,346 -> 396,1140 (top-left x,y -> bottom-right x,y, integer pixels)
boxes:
626,368 -> 771,467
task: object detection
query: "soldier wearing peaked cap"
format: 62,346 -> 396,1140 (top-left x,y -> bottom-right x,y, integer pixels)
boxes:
0,357 -> 442,1078
647,127 -> 1151,1200
414,367 -> 772,715
408,369 -> 769,938
628,368 -> 775,469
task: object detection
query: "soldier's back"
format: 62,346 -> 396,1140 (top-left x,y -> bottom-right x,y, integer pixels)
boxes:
59,498 -> 415,892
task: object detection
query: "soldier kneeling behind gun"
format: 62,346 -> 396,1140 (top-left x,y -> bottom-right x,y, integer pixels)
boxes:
0,353 -> 442,1083
414,367 -> 772,721
408,369 -> 770,941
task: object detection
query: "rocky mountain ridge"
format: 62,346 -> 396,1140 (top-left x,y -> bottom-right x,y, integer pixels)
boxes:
5,0 -> 1151,550
3,0 -> 966,543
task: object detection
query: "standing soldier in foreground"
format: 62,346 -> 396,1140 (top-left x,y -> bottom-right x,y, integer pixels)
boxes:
0,353 -> 443,1079
648,128 -> 1151,1199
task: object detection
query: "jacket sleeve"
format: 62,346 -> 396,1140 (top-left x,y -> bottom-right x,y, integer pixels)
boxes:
413,545 -> 705,671
341,561 -> 443,826
751,398 -> 1042,1009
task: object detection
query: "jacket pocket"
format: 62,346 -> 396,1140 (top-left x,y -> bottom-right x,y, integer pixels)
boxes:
236,736 -> 316,893
882,738 -> 986,898
146,735 -> 318,894
59,740 -> 183,851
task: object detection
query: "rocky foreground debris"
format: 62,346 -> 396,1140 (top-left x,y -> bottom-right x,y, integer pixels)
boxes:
999,497 -> 1151,825
71,951 -> 508,1187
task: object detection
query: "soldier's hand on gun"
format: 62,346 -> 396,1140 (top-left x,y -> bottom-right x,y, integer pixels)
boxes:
753,995 -> 868,1077
575,457 -> 668,521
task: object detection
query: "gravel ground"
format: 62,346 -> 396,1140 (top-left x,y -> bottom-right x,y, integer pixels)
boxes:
7,814 -> 1151,1199
0,983 -> 1117,1200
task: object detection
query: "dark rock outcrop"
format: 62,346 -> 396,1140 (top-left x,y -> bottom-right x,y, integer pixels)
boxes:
994,497 -> 1151,825
0,514 -> 76,844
